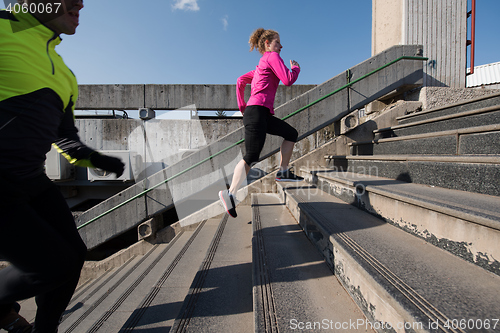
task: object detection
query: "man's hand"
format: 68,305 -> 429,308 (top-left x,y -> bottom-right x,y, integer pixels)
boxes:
90,153 -> 125,178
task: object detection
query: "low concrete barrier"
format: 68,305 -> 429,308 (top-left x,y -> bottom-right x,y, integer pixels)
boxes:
77,84 -> 317,111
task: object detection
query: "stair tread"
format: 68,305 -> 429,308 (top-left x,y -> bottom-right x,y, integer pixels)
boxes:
118,217 -> 222,332
86,231 -> 198,332
252,193 -> 373,332
56,218 -> 221,332
18,263 -> 130,324
170,207 -> 253,333
351,123 -> 500,146
60,244 -> 172,332
321,155 -> 500,197
348,154 -> 500,162
280,182 -> 500,323
323,154 -> 500,163
313,170 -> 500,229
61,264 -> 125,324
376,104 -> 500,133
396,91 -> 500,122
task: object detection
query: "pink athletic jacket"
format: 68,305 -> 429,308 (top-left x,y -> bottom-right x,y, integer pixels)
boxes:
237,51 -> 300,114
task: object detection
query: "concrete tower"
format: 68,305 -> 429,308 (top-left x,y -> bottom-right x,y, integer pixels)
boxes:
372,0 -> 468,88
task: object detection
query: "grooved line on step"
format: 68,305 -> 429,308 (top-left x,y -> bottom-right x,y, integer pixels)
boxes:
172,214 -> 229,333
87,232 -> 186,333
62,255 -> 138,323
291,189 -> 465,333
64,244 -> 163,333
253,196 -> 279,333
119,219 -> 208,332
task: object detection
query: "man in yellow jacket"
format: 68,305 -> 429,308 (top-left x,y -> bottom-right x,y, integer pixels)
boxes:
0,1 -> 124,332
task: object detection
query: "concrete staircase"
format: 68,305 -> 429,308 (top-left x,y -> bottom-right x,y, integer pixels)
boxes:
15,198 -> 374,333
11,92 -> 500,332
75,45 -> 425,252
277,178 -> 500,332
345,92 -> 500,196
321,92 -> 500,275
293,92 -> 500,331
18,214 -> 252,332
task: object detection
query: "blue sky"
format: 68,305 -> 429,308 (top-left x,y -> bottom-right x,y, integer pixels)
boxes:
52,0 -> 499,86
55,0 -> 373,85
3,0 -> 499,117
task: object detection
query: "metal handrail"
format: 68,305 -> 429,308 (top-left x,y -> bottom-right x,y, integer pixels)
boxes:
467,0 -> 476,75
77,55 -> 427,230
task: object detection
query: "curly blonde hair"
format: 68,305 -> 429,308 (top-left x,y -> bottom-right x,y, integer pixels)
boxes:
249,28 -> 278,54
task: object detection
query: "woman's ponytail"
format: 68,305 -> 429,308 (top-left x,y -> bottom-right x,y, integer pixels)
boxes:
249,28 -> 278,54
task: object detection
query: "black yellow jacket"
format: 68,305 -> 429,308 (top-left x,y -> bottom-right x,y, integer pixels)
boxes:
0,9 -> 95,179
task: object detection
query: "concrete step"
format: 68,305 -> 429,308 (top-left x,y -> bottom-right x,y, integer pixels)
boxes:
277,181 -> 500,332
62,256 -> 140,324
16,262 -> 136,324
251,193 -> 373,333
16,254 -> 146,332
300,167 -> 500,277
170,206 -> 253,333
15,218 -> 225,333
62,242 -> 184,333
86,221 -> 220,333
323,154 -> 500,196
116,216 -> 227,332
374,105 -> 500,140
396,91 -> 500,126
351,124 -> 500,156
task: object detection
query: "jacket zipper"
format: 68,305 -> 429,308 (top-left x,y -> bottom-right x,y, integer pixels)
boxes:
46,33 -> 58,75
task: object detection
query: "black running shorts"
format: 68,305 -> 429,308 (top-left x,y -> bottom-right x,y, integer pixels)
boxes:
242,105 -> 298,166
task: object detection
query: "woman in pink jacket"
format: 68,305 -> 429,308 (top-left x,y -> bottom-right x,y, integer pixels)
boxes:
219,28 -> 303,218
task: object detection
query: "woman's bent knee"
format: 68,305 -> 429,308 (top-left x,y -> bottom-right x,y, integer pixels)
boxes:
243,154 -> 259,166
286,128 -> 298,143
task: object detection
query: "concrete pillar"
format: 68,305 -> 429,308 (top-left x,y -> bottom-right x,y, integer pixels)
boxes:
372,0 -> 403,56
372,0 -> 467,88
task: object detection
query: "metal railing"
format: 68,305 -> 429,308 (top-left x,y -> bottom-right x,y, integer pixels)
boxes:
467,0 -> 476,75
77,55 -> 427,230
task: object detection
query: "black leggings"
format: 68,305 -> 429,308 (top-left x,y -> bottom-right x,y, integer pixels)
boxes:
243,105 -> 298,166
0,173 -> 87,333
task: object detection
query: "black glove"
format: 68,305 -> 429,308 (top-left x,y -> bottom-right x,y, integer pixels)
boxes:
90,153 -> 125,178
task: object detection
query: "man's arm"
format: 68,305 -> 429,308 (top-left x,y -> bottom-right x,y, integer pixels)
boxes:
54,101 -> 124,177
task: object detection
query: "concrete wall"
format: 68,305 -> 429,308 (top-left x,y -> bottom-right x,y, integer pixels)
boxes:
74,118 -> 243,182
60,84 -> 313,207
76,45 -> 424,250
372,0 -> 403,56
372,0 -> 467,88
54,118 -> 243,210
77,84 -> 316,111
